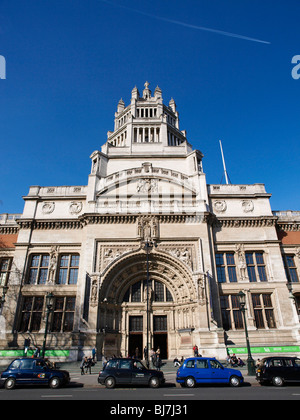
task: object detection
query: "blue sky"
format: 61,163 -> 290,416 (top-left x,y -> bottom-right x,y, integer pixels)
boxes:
0,0 -> 299,213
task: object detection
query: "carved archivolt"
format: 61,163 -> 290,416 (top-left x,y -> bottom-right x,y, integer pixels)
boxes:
99,250 -> 197,305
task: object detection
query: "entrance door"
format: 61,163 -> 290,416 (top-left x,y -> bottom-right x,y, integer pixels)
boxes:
153,315 -> 168,359
129,334 -> 143,359
129,316 -> 143,359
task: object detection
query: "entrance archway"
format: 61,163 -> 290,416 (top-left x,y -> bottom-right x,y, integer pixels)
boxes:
98,248 -> 197,358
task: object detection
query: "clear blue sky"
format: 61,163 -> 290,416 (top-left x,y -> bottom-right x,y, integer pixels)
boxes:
1,0 -> 299,213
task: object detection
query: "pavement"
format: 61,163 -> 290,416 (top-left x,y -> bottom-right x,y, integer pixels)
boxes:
56,360 -> 258,388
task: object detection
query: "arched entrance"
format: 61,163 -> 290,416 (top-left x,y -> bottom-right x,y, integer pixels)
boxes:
98,248 -> 197,359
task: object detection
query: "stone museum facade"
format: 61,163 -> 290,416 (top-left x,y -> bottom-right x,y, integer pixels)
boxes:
1,82 -> 300,362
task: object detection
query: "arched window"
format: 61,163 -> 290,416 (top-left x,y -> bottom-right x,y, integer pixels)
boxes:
122,280 -> 173,303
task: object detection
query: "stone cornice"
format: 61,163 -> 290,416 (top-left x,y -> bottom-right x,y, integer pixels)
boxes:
0,225 -> 19,234
212,216 -> 277,228
276,222 -> 300,231
10,214 -> 293,231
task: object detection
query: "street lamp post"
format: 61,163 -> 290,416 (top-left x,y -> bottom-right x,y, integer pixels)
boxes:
42,292 -> 54,358
144,240 -> 156,368
238,291 -> 256,376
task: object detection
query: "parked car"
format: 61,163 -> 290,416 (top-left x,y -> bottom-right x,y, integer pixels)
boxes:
176,357 -> 244,387
256,356 -> 300,386
98,358 -> 165,388
0,357 -> 70,390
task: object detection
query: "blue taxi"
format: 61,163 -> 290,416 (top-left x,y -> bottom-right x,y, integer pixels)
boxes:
176,357 -> 244,387
0,357 -> 70,390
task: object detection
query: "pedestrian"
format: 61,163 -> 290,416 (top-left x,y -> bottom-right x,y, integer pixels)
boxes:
155,347 -> 161,370
173,357 -> 180,367
143,346 -> 148,360
150,348 -> 155,368
80,356 -> 86,375
135,347 -> 139,359
102,355 -> 107,369
237,357 -> 245,367
85,356 -> 93,374
24,337 -> 30,356
92,346 -> 97,362
34,346 -> 40,358
193,345 -> 199,357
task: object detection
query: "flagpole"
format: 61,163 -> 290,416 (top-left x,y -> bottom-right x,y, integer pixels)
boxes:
219,140 -> 229,185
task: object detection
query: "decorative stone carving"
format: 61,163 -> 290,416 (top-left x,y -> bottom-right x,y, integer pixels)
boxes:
197,274 -> 206,305
69,201 -> 83,215
162,246 -> 193,269
213,200 -> 227,213
101,246 -> 135,270
48,245 -> 59,284
137,215 -> 159,241
236,244 -> 247,281
241,200 -> 254,213
42,202 -> 55,214
136,178 -> 158,193
90,274 -> 99,307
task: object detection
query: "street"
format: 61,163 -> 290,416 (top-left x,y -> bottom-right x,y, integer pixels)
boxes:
1,371 -> 300,402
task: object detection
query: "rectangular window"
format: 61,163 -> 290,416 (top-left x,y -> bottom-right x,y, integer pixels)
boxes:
129,316 -> 143,332
220,295 -> 243,330
131,282 -> 141,302
154,281 -> 164,302
57,254 -> 79,285
246,252 -> 267,282
153,315 -> 167,331
252,293 -> 276,329
27,254 -> 49,285
18,296 -> 44,332
51,296 -> 75,332
0,258 -> 12,286
283,255 -> 299,283
216,253 -> 237,283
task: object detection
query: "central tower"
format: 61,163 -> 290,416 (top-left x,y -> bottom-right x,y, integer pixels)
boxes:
105,81 -> 189,152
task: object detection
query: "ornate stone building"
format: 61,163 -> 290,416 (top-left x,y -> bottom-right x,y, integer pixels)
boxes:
1,82 -> 300,362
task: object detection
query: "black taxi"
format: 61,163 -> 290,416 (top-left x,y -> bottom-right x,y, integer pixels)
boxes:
256,356 -> 300,386
98,358 -> 165,388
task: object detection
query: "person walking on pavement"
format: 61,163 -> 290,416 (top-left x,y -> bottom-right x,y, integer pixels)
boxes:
193,345 -> 199,357
85,356 -> 93,374
92,347 -> 97,362
155,347 -> 161,370
80,356 -> 87,375
24,337 -> 30,356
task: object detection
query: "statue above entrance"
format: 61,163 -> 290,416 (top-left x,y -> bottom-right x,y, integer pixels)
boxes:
137,215 -> 159,242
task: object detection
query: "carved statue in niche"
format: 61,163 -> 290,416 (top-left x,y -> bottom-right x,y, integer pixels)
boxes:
197,274 -> 206,305
236,244 -> 247,281
137,215 -> 159,241
143,284 -> 153,308
90,276 -> 99,307
48,246 -> 59,284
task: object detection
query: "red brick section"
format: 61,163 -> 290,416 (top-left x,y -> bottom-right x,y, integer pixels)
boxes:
0,234 -> 18,249
277,229 -> 300,245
